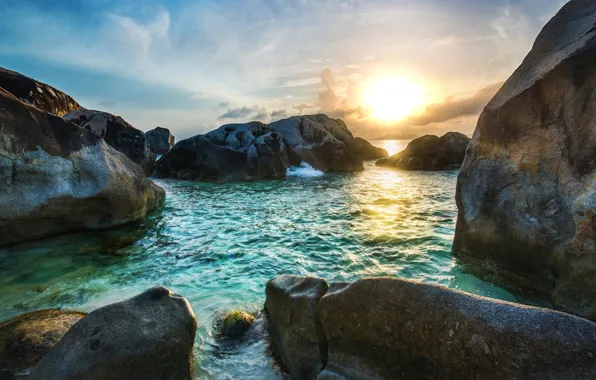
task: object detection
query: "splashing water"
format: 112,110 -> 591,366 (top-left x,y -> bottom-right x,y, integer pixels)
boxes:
285,162 -> 324,178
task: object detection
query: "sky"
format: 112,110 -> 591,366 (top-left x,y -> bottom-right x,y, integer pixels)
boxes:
0,0 -> 568,140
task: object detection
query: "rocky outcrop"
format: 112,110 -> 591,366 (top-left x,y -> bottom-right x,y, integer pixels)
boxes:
145,127 -> 176,155
222,310 -> 255,338
453,0 -> 596,320
30,287 -> 197,380
376,132 -> 470,171
65,110 -> 155,174
349,137 -> 388,160
153,115 -> 382,181
265,275 -> 596,380
0,310 -> 86,378
0,67 -> 82,117
0,88 -> 165,247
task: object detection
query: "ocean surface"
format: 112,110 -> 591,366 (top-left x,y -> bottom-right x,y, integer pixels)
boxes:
0,140 -> 516,379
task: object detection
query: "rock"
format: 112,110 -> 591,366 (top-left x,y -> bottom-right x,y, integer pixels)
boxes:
29,287 -> 197,380
0,67 -> 82,117
153,115 -> 370,181
64,110 -> 155,174
0,88 -> 165,247
145,127 -> 176,155
348,137 -> 388,160
0,309 -> 86,378
376,132 -> 470,170
222,310 -> 255,338
265,275 -> 596,380
453,0 -> 596,320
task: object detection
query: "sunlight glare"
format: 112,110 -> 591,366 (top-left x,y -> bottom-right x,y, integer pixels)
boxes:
364,77 -> 426,122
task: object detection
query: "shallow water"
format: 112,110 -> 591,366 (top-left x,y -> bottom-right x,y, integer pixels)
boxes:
0,140 -> 516,379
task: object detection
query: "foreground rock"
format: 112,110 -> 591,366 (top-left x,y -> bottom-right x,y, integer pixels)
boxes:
348,137 -> 388,160
0,67 -> 82,117
146,127 -> 176,155
65,110 -> 155,174
454,0 -> 596,320
30,287 -> 197,380
376,132 -> 470,170
0,310 -> 86,378
266,275 -> 596,380
222,310 -> 255,338
0,89 -> 165,247
154,115 -> 384,180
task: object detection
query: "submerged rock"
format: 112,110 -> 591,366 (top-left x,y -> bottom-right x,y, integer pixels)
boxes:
145,127 -> 176,155
222,310 -> 255,338
454,0 -> 596,320
0,88 -> 165,247
376,132 -> 470,170
265,275 -> 596,380
30,287 -> 197,380
0,67 -> 82,117
64,110 -> 155,174
0,309 -> 86,378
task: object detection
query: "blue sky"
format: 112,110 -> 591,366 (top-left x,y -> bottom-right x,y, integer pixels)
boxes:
0,0 -> 567,139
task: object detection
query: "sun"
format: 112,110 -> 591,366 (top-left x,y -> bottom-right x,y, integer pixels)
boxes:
364,77 -> 426,122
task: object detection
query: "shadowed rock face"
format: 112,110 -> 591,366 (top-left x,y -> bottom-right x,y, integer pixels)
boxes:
0,67 -> 82,117
145,127 -> 176,155
153,115 -> 380,181
265,275 -> 596,380
376,132 -> 470,171
65,110 -> 156,174
348,137 -> 388,160
454,0 -> 596,320
0,89 -> 165,247
29,287 -> 197,380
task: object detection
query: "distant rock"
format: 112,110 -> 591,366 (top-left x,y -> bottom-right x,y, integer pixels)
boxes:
222,310 -> 255,338
30,287 -> 197,380
0,88 -> 165,247
0,309 -> 86,379
145,127 -> 176,155
349,137 -> 388,160
376,132 -> 470,170
265,275 -> 596,380
64,110 -> 155,174
454,0 -> 596,320
153,115 -> 383,181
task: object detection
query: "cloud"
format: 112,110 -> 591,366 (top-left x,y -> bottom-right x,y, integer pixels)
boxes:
217,105 -> 267,120
293,103 -> 315,113
218,102 -> 230,109
271,109 -> 287,118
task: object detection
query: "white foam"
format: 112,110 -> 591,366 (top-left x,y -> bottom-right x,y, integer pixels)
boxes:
286,162 -> 324,178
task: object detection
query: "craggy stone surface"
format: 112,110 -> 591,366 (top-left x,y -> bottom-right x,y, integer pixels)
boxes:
454,0 -> 596,320
29,287 -> 197,380
0,67 -> 82,117
222,310 -> 255,338
146,127 -> 176,155
349,137 -> 388,160
266,275 -> 596,380
0,89 -> 165,247
65,110 -> 155,174
376,132 -> 470,171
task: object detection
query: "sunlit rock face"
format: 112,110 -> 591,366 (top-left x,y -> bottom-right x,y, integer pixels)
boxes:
65,110 -> 156,174
0,88 -> 165,247
145,127 -> 176,155
153,114 -> 377,181
454,0 -> 596,320
0,67 -> 83,117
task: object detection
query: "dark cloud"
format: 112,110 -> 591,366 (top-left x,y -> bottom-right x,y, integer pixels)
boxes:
293,103 -> 314,113
217,105 -> 267,120
271,109 -> 287,118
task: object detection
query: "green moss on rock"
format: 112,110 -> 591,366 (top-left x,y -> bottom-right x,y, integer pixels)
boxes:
223,310 -> 255,338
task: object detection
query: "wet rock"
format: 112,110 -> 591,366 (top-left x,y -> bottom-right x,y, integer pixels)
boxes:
222,310 -> 255,338
29,287 -> 197,380
454,0 -> 596,320
145,127 -> 175,155
348,137 -> 388,160
376,132 -> 470,170
0,309 -> 86,378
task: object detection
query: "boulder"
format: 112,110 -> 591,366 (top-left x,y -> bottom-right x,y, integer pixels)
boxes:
376,132 -> 470,170
0,88 -> 165,247
265,275 -> 596,380
0,67 -> 82,117
222,310 -> 255,338
65,110 -> 155,174
453,0 -> 596,320
153,115 -> 375,181
349,137 -> 388,160
145,127 -> 176,155
0,310 -> 86,378
29,287 -> 197,380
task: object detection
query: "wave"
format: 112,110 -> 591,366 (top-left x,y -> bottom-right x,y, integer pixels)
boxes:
286,162 -> 324,178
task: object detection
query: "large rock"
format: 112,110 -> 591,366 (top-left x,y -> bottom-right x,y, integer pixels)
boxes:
0,310 -> 86,378
453,0 -> 596,320
349,137 -> 388,160
65,110 -> 155,174
153,115 -> 381,181
145,127 -> 176,155
0,88 -> 165,247
29,287 -> 197,380
265,276 -> 596,380
376,132 -> 470,170
0,67 -> 82,117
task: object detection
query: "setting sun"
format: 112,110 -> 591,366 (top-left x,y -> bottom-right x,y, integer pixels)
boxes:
364,77 -> 426,122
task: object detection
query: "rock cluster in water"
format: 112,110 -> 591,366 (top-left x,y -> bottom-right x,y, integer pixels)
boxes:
454,0 -> 596,320
145,127 -> 176,155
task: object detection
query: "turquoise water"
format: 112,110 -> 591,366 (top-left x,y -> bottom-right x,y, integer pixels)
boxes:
0,141 -> 516,379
